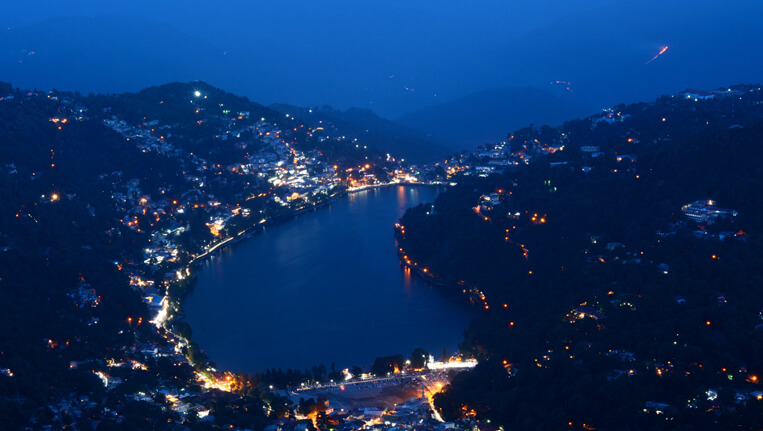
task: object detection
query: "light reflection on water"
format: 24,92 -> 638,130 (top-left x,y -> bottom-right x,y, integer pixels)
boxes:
185,186 -> 474,372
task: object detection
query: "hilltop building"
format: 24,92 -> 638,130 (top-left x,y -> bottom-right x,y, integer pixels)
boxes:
681,200 -> 738,224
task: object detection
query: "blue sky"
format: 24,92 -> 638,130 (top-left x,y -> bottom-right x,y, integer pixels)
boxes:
2,0 -> 760,116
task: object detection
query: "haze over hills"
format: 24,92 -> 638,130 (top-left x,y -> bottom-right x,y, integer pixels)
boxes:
1,0 -> 760,119
270,104 -> 452,163
0,16 -> 231,95
397,87 -> 593,149
1,1 -> 760,154
420,0 -> 763,110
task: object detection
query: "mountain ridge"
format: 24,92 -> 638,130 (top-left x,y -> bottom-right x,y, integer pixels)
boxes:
397,86 -> 594,149
269,103 -> 452,163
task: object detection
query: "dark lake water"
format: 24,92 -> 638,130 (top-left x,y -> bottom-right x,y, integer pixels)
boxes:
184,185 -> 474,373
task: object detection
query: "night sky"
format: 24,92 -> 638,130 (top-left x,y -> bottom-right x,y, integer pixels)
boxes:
2,0 -> 761,117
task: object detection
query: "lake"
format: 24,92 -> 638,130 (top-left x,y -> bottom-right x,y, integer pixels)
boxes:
184,185 -> 474,372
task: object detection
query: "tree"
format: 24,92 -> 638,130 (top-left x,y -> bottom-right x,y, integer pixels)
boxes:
371,354 -> 404,376
410,347 -> 429,370
351,366 -> 362,378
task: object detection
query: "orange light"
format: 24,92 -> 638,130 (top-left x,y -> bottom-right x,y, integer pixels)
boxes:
706,321 -> 711,326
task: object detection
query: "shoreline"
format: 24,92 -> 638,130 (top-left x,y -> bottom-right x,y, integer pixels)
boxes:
394,225 -> 490,309
188,181 -> 447,266
166,181 -> 454,372
397,257 -> 489,309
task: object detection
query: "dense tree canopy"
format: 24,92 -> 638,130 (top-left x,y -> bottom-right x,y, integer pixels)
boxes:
399,86 -> 763,430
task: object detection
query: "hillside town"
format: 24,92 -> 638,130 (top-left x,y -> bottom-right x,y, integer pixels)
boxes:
0,83 -> 472,430
3,81 -> 763,429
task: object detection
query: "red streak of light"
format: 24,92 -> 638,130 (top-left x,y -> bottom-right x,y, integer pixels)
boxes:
646,46 -> 669,64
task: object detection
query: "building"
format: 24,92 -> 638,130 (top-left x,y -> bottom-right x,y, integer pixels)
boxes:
681,200 -> 738,224
681,90 -> 715,101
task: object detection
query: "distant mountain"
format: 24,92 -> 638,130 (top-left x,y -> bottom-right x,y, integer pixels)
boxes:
419,0 -> 763,112
270,104 -> 451,163
2,1 -> 760,118
0,16 -> 231,95
396,87 -> 593,149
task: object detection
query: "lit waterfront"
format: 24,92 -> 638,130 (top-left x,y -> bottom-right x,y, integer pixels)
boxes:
185,186 -> 475,372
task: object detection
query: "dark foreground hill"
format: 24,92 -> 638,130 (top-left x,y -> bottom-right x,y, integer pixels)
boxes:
396,85 -> 763,430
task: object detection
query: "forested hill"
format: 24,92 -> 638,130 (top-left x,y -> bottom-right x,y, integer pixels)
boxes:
270,103 -> 452,163
396,85 -> 763,430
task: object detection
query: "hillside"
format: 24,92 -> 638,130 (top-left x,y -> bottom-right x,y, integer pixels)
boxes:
396,85 -> 763,429
397,87 -> 593,150
270,103 -> 451,163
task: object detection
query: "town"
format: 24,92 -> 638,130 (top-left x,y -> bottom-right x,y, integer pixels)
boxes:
2,81 -> 763,430
0,82 -> 485,430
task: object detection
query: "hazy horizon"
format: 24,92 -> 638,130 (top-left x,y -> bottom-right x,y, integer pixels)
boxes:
2,0 -> 761,119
